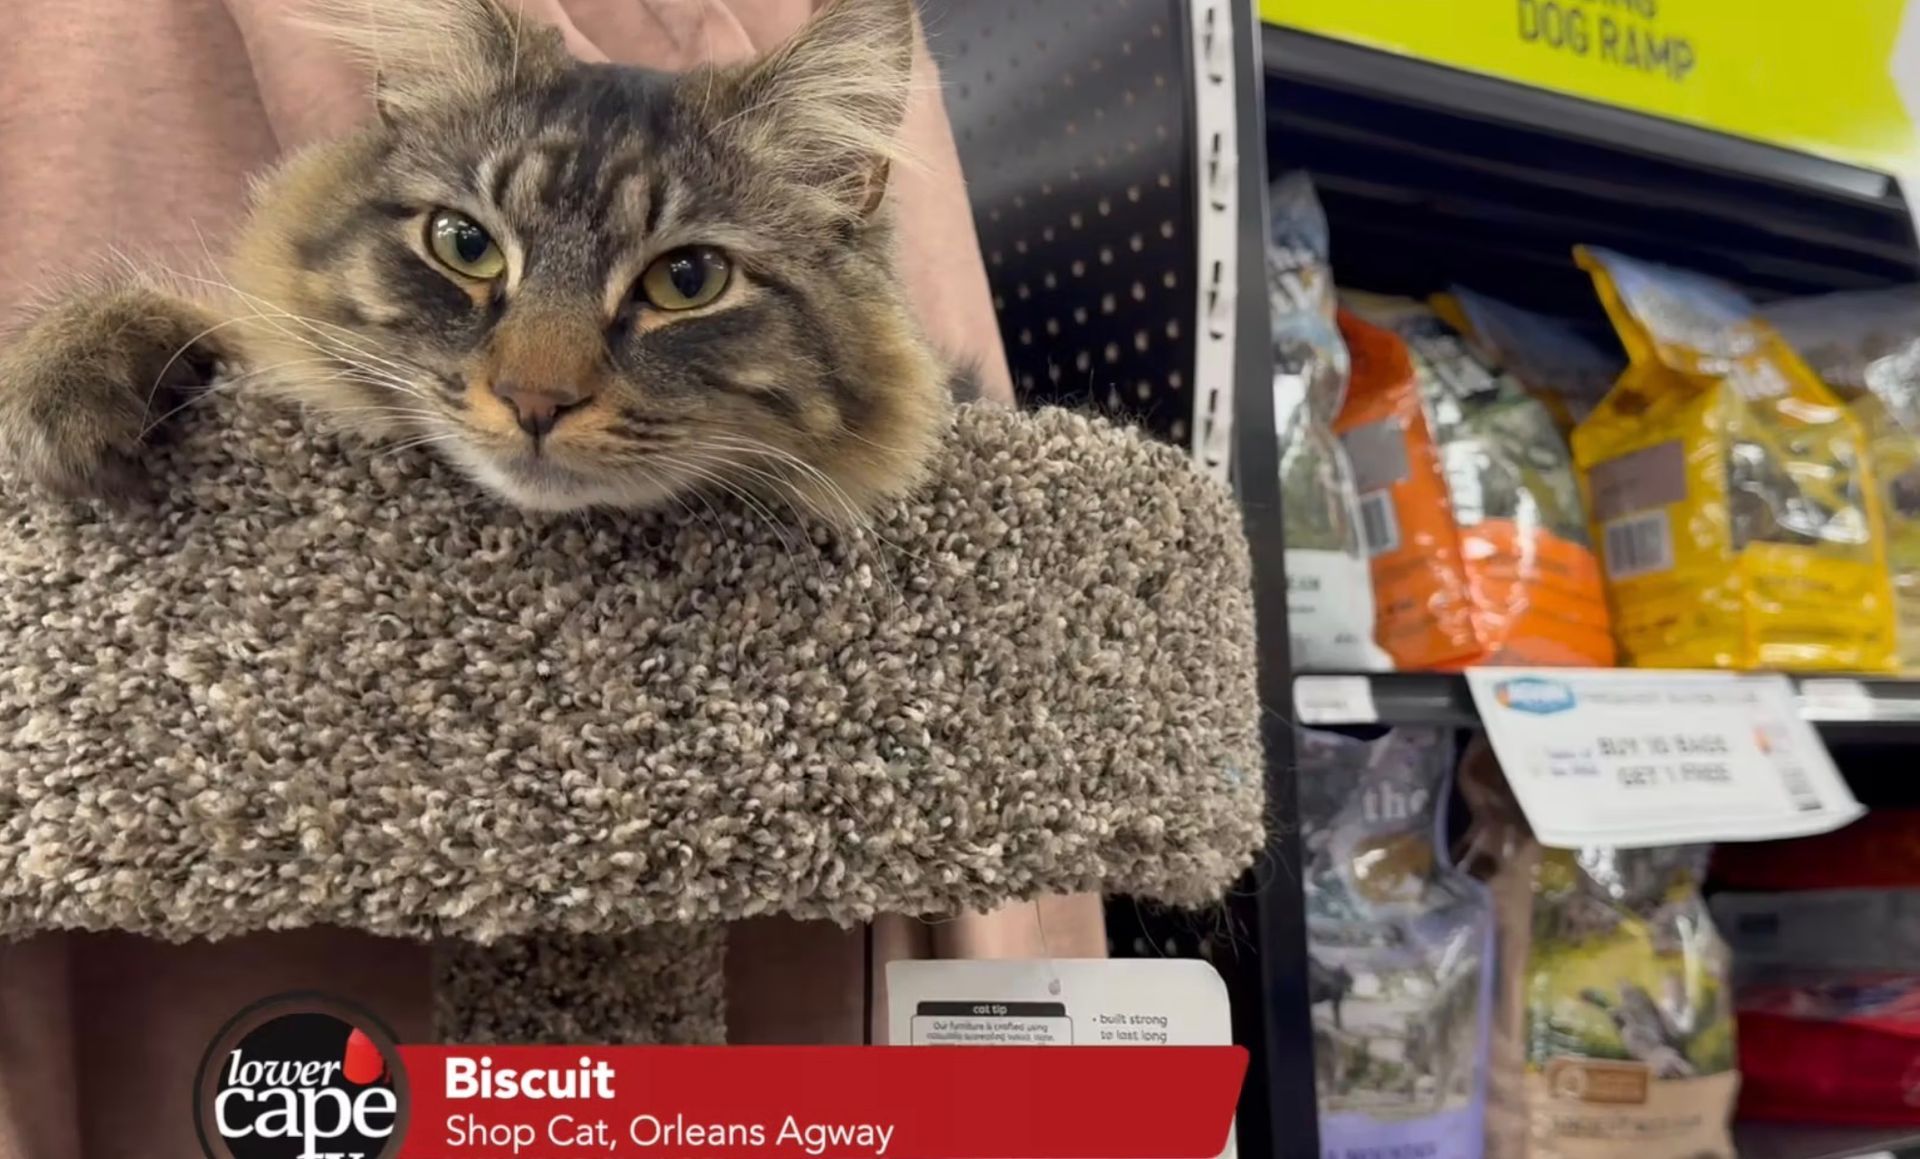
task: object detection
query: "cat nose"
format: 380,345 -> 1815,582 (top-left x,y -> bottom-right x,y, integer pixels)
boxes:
492,383 -> 593,438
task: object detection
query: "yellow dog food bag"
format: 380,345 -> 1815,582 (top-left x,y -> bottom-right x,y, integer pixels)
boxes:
1573,247 -> 1895,671
1766,288 -> 1920,673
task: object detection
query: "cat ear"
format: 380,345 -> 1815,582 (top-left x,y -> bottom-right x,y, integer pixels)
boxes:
709,0 -> 917,220
307,0 -> 571,120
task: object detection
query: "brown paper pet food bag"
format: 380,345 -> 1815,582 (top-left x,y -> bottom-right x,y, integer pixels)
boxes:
1455,738 -> 1738,1159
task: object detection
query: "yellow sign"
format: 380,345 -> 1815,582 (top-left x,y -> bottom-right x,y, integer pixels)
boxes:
1260,0 -> 1916,173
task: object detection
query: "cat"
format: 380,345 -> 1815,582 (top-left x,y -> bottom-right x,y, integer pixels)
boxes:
0,0 -> 964,516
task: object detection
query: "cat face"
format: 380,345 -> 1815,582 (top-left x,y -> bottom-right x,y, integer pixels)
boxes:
228,0 -> 949,514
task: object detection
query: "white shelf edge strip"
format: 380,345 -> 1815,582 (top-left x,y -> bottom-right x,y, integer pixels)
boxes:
1187,0 -> 1239,485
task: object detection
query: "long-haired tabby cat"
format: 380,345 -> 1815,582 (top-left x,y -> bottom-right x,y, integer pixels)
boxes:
0,0 -> 965,515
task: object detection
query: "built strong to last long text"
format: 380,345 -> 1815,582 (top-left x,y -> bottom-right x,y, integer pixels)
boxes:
908,1001 -> 1171,1045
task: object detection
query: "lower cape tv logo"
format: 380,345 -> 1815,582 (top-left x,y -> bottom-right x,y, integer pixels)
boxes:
1494,677 -> 1578,715
195,993 -> 410,1159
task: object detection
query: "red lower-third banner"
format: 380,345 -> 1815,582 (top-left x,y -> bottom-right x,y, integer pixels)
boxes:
392,1046 -> 1245,1158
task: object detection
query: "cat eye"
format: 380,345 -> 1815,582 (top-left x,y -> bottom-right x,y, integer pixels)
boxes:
426,210 -> 507,280
639,247 -> 731,311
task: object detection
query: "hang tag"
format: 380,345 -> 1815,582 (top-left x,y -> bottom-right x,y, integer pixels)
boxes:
1465,668 -> 1864,848
886,959 -> 1232,1047
886,960 -> 1237,1158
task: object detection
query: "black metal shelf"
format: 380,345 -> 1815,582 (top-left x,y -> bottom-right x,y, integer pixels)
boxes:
1292,671 -> 1920,730
1735,1120 -> 1920,1159
1263,26 -> 1903,210
1261,26 -> 1920,319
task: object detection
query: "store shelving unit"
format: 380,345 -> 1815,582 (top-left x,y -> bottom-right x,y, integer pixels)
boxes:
1740,1122 -> 1920,1159
1262,19 -> 1920,1159
933,2 -> 1920,1157
1264,27 -> 1919,316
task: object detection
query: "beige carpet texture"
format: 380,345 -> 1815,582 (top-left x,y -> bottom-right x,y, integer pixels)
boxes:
0,401 -> 1263,958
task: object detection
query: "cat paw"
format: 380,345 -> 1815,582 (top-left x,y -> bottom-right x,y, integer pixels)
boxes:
0,287 -> 217,500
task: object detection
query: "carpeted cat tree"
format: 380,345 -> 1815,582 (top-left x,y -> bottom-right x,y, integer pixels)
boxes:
0,401 -> 1263,1042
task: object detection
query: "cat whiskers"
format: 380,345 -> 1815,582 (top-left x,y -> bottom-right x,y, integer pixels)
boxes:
155,244 -> 427,386
140,294 -> 422,404
325,403 -> 453,431
828,418 -> 938,461
153,263 -> 444,403
170,311 -> 438,412
695,432 -> 934,593
373,430 -> 468,458
642,434 -> 883,590
699,433 -> 918,556
135,357 -> 437,441
617,454 -> 717,540
645,448 -> 826,589
686,434 -> 861,526
248,319 -> 439,406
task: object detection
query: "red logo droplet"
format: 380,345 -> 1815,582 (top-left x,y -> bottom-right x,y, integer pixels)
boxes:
342,1027 -> 386,1085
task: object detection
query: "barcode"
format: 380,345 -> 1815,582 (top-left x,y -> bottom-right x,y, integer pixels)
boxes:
1765,730 -> 1825,813
1604,511 -> 1673,579
1777,760 -> 1823,813
1358,492 -> 1399,557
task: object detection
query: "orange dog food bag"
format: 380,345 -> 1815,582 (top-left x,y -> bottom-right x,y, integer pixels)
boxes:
1336,296 -> 1614,669
1334,307 -> 1480,669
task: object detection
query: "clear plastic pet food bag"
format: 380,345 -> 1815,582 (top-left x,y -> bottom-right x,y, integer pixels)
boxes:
1300,727 -> 1493,1158
1267,173 -> 1388,670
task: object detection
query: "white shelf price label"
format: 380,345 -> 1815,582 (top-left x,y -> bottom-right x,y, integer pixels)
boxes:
1798,678 -> 1877,719
1464,668 -> 1864,849
1292,675 -> 1379,726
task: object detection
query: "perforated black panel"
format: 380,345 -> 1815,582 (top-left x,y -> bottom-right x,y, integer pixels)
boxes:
921,8 -> 1302,1154
923,0 -> 1199,443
